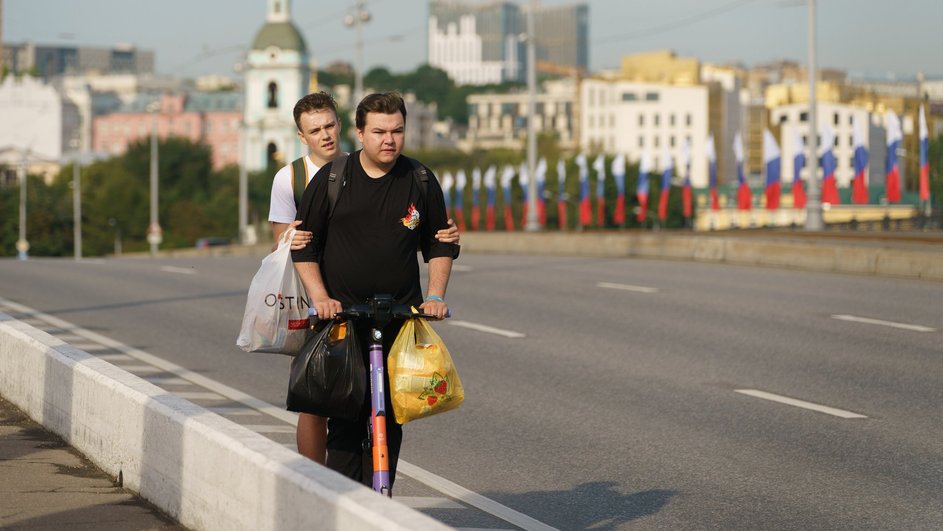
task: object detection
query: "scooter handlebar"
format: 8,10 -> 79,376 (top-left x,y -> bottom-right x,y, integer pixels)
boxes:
309,305 -> 451,320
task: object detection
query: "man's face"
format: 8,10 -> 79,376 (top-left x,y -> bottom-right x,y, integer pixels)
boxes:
356,111 -> 405,171
296,109 -> 340,165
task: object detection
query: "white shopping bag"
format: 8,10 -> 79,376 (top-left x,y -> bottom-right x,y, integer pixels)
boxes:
236,230 -> 309,354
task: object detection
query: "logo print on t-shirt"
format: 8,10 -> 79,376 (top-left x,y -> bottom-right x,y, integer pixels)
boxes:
400,202 -> 420,230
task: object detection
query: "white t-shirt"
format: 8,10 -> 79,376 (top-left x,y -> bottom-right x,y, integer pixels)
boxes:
268,156 -> 322,224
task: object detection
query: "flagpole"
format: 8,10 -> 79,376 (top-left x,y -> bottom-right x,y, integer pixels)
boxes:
524,0 -> 540,231
804,0 -> 824,230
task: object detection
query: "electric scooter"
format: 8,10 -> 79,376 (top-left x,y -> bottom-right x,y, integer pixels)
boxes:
320,294 -> 446,496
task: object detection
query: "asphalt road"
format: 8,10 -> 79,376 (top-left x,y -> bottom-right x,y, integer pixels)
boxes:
1,253 -> 941,530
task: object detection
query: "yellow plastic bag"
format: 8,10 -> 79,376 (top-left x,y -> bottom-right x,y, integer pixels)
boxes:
388,312 -> 464,425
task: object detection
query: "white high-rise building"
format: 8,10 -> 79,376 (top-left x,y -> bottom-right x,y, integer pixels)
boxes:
427,0 -> 588,86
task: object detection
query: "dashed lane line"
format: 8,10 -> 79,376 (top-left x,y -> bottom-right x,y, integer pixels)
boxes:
596,281 -> 659,293
160,266 -> 197,275
831,314 -> 936,333
735,389 -> 867,419
447,320 -> 526,338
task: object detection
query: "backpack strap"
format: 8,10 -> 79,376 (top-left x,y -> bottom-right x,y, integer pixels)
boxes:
326,153 -> 350,219
325,154 -> 429,219
404,156 -> 429,204
290,157 -> 307,208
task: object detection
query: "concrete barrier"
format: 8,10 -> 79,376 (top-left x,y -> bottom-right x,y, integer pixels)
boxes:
457,232 -> 943,281
0,312 -> 451,531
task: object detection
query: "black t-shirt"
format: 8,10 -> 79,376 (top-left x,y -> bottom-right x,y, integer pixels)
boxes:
292,151 -> 455,307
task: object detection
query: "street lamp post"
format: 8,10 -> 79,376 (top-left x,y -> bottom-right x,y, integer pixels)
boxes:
16,151 -> 29,260
344,1 -> 371,109
146,101 -> 162,256
238,121 -> 248,245
804,0 -> 824,230
524,0 -> 540,232
71,138 -> 83,260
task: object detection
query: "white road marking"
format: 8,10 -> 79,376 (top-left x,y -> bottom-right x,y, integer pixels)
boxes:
596,281 -> 658,293
448,320 -> 526,338
117,364 -> 163,373
95,353 -> 133,362
451,264 -> 474,272
144,376 -> 190,386
734,389 -> 867,419
1,297 -> 556,531
207,407 -> 262,416
242,424 -> 296,434
398,461 -> 559,531
160,266 -> 197,275
831,314 -> 936,333
394,497 -> 464,510
174,391 -> 225,400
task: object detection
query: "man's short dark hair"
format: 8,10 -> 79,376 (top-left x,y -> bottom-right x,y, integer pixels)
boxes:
355,92 -> 407,130
293,91 -> 338,130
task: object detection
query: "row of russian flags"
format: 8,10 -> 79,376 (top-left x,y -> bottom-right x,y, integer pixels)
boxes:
438,105 -> 932,230
747,105 -> 932,211
439,145 -> 693,230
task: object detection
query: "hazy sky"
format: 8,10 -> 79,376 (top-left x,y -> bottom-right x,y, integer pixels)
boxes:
5,0 -> 942,80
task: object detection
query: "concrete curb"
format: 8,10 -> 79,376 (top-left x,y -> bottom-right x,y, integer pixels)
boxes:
456,232 -> 943,281
0,313 -> 451,531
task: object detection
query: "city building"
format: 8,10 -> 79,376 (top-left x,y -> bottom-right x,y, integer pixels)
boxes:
0,75 -> 68,184
243,0 -> 310,171
427,0 -> 587,86
580,74 -> 710,188
578,51 -> 748,190
464,77 -> 578,151
2,42 -> 154,80
93,91 -> 243,170
531,2 -> 588,75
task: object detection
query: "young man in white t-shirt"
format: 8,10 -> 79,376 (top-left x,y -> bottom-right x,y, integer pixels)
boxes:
268,92 -> 459,464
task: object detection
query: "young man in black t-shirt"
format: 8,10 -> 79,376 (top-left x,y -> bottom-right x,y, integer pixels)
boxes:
292,92 -> 456,486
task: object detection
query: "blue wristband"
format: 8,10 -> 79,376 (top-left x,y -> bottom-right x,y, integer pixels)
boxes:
424,295 -> 444,302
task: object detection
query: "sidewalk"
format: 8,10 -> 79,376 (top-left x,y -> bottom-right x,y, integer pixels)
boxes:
0,396 -> 185,531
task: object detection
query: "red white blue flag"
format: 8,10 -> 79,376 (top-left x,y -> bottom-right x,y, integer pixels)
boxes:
681,139 -> 692,218
502,164 -> 516,231
471,167 -> 481,230
535,157 -> 547,226
884,111 -> 902,203
484,165 -> 497,230
919,105 -> 930,202
658,148 -> 673,221
593,154 -> 606,226
442,171 -> 454,217
636,150 -> 651,222
820,125 -> 840,205
612,152 -> 627,224
792,129 -> 807,209
576,153 -> 591,226
453,169 -> 467,231
557,158 -> 567,230
734,132 -> 751,210
851,114 -> 870,204
763,129 -> 781,210
706,134 -> 719,211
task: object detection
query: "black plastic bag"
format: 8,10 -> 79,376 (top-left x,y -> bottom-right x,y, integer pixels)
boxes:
286,319 -> 365,419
